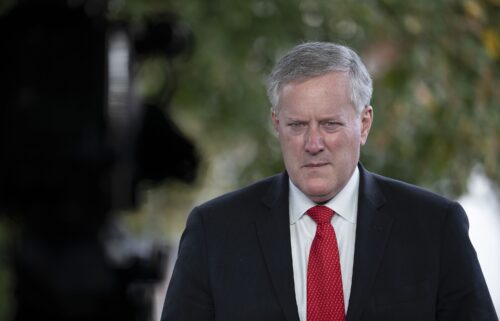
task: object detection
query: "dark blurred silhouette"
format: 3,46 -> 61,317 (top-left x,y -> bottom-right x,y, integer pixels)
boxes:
0,1 -> 198,320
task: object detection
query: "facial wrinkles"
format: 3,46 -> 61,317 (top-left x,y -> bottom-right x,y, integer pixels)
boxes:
274,72 -> 367,203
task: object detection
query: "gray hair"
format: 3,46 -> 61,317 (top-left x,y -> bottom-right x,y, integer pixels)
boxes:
266,42 -> 372,114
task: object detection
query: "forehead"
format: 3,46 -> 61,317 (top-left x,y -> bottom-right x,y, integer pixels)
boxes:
278,72 -> 352,112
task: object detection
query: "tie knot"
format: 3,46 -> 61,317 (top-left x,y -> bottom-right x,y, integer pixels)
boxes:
307,205 -> 334,224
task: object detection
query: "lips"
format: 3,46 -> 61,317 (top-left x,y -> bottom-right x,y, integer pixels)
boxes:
303,162 -> 328,168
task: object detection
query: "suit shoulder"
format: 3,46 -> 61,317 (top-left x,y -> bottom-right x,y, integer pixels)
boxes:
365,171 -> 467,229
370,171 -> 457,208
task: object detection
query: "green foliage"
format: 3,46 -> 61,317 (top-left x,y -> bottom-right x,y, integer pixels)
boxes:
117,0 -> 500,197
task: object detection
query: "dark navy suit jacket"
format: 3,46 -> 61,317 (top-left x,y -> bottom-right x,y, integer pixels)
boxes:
161,165 -> 497,321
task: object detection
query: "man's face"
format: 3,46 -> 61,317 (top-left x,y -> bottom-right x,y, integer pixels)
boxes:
272,71 -> 373,203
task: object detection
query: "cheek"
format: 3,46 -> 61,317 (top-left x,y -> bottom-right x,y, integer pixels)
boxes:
280,131 -> 302,148
279,135 -> 304,161
325,132 -> 361,157
324,134 -> 346,149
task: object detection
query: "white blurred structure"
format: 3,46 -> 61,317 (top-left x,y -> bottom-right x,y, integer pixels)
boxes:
459,167 -> 500,317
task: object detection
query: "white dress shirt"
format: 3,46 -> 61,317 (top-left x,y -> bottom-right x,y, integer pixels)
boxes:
289,167 -> 359,321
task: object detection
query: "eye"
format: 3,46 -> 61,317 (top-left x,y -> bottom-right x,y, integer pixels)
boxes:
322,120 -> 341,131
288,121 -> 303,127
287,121 -> 307,131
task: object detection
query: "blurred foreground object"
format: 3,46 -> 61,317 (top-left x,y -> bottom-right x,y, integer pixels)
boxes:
0,0 -> 198,320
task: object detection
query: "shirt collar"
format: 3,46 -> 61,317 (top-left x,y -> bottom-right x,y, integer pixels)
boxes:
289,166 -> 360,225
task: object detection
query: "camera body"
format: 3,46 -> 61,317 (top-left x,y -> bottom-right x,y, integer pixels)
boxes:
0,1 -> 197,320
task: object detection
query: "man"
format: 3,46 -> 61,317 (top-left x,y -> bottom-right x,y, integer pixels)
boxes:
161,42 -> 498,321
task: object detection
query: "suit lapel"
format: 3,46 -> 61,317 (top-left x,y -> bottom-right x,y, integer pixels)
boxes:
346,165 -> 393,321
254,167 -> 392,321
255,173 -> 300,321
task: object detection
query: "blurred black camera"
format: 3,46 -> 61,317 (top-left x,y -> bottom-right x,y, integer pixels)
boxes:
0,1 -> 198,320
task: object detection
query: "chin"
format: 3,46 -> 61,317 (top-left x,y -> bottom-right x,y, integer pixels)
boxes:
308,193 -> 334,204
303,184 -> 335,203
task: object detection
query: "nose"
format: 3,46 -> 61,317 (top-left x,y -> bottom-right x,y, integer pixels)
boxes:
305,126 -> 324,154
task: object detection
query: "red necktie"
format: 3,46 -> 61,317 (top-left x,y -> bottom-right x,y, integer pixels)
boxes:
307,205 -> 345,321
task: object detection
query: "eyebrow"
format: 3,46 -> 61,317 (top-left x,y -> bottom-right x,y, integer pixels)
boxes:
283,114 -> 346,121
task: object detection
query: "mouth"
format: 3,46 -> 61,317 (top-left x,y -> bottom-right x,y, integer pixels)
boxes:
303,162 -> 329,168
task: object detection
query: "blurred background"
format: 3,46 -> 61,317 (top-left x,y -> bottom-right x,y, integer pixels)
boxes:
0,0 -> 499,320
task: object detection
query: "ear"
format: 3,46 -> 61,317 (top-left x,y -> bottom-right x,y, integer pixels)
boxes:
271,110 -> 280,134
360,106 -> 373,146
